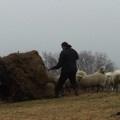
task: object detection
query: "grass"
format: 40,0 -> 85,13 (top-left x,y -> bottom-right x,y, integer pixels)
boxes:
0,92 -> 120,120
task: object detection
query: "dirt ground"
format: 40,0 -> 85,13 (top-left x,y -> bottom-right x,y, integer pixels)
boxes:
0,92 -> 120,120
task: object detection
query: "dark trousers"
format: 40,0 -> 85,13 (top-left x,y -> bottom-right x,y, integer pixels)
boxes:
55,71 -> 78,97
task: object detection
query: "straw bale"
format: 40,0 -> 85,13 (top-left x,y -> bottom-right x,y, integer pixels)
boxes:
1,50 -> 55,101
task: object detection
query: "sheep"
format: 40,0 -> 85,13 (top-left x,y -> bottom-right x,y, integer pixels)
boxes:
104,70 -> 120,92
105,72 -> 114,91
77,67 -> 106,92
112,70 -> 120,92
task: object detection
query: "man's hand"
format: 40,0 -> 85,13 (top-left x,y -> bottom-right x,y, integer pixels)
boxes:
48,68 -> 53,71
47,67 -> 55,71
48,68 -> 51,71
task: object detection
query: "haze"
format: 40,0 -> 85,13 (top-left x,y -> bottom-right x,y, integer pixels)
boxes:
0,0 -> 120,66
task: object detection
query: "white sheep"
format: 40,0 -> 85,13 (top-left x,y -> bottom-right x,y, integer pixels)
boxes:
105,72 -> 114,91
77,67 -> 106,92
112,70 -> 120,92
105,70 -> 120,92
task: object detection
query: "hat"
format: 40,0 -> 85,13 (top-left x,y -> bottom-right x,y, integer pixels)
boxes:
61,42 -> 72,48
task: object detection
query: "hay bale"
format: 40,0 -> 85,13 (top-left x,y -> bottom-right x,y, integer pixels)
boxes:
1,50 -> 55,101
0,57 -> 9,100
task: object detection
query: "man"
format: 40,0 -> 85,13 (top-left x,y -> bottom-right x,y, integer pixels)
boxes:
48,42 -> 79,98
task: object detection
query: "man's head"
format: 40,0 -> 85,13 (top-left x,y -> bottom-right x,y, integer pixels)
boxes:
61,42 -> 72,50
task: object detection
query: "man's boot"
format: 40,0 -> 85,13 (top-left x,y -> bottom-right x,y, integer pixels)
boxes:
74,88 -> 79,96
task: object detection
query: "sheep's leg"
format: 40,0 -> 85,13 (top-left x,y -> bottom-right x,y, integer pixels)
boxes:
96,85 -> 100,93
115,85 -> 119,92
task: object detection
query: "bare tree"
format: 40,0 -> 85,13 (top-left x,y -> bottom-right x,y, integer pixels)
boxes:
94,52 -> 114,72
42,52 -> 59,75
78,51 -> 95,73
78,51 -> 115,73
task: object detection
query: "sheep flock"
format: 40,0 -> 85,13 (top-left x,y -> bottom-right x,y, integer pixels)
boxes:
59,67 -> 120,94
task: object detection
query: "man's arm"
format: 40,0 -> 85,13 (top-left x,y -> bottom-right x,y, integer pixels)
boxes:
48,52 -> 64,70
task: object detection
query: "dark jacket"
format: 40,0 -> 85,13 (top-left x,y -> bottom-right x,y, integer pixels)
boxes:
51,47 -> 79,73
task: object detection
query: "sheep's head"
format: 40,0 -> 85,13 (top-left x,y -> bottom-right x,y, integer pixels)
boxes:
98,66 -> 106,74
105,72 -> 113,84
76,70 -> 87,81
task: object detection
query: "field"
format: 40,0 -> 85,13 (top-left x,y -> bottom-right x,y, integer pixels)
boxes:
0,92 -> 120,120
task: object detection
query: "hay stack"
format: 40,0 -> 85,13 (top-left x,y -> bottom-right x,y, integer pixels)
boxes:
0,57 -> 9,100
1,50 -> 55,101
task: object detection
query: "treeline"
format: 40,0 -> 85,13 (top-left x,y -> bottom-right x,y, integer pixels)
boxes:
42,51 -> 115,74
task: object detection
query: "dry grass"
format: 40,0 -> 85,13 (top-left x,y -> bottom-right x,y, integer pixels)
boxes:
0,92 -> 120,120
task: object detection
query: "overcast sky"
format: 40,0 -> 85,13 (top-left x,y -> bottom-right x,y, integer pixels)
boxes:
0,0 -> 120,66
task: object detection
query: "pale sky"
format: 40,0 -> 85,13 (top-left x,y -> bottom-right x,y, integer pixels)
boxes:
0,0 -> 120,66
